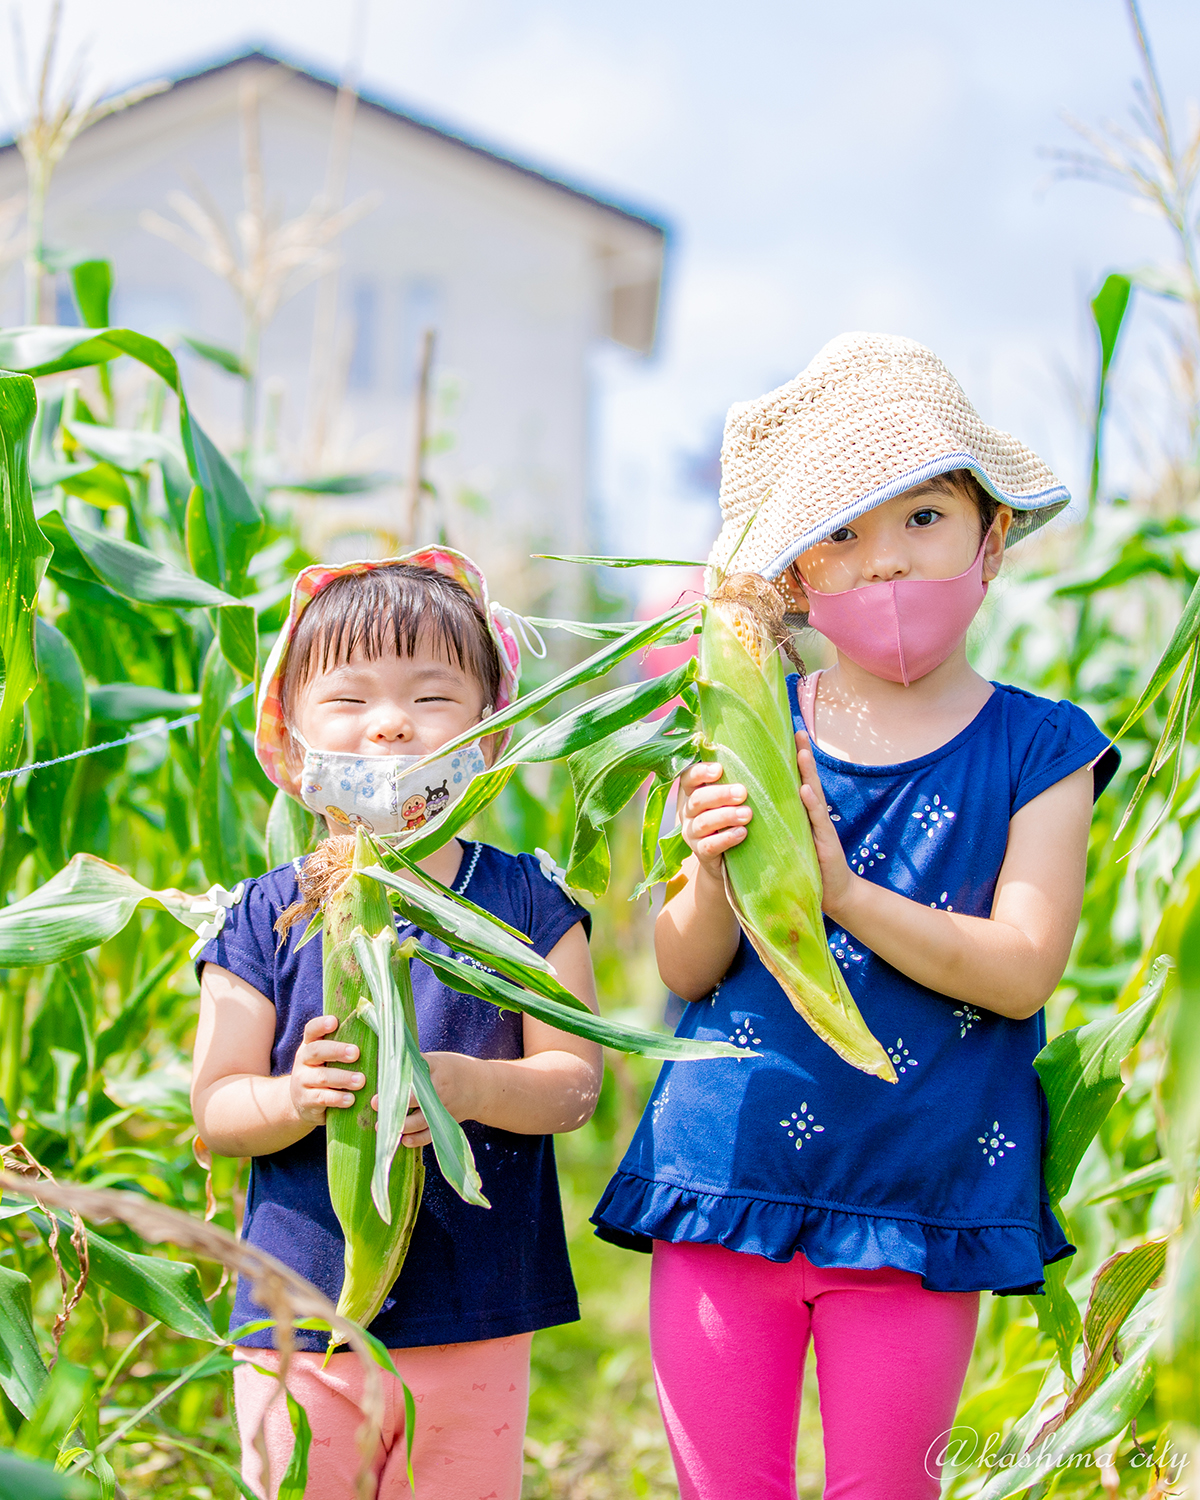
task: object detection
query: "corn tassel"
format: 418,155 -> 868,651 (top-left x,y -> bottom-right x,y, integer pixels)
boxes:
317,830 -> 425,1333
698,575 -> 896,1083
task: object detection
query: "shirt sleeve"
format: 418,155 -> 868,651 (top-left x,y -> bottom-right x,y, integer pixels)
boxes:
194,875 -> 281,1002
1011,697 -> 1118,817
514,853 -> 591,958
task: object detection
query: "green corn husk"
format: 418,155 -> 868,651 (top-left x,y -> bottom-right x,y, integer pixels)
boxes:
698,574 -> 896,1083
308,830 -> 426,1333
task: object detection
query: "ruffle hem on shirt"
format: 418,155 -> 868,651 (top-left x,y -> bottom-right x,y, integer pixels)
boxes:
591,1169 -> 1073,1296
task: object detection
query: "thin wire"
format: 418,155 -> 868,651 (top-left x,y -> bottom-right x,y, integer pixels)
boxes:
0,683 -> 256,782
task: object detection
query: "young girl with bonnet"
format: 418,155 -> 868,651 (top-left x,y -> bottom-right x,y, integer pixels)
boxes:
191,549 -> 601,1500
592,333 -> 1119,1500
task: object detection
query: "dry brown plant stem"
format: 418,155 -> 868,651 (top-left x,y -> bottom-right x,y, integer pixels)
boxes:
0,1170 -> 384,1500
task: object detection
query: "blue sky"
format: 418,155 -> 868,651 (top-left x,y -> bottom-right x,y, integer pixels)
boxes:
3,0 -> 1199,560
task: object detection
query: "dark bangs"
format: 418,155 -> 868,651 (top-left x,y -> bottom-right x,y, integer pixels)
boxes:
280,564 -> 503,716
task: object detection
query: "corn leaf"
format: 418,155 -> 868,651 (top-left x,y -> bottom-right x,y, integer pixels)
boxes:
535,553 -> 705,568
1035,958 -> 1168,1205
976,1324 -> 1155,1499
565,708 -> 699,896
68,259 -> 113,330
401,602 -> 699,771
375,847 -> 533,946
0,371 -> 53,792
61,422 -> 188,499
198,640 -> 245,889
398,655 -> 698,861
1113,569 -> 1200,741
12,1357 -> 93,1463
0,1447 -> 90,1498
0,1265 -> 48,1418
365,864 -> 590,1012
1084,1157 -> 1174,1205
266,789 -> 317,869
350,929 -> 419,1222
278,1391 -> 312,1500
407,940 -> 748,1060
185,413 -> 263,596
0,855 -> 214,966
632,825 -> 690,900
25,619 -> 88,869
404,1017 -> 489,1207
62,515 -> 237,609
0,325 -> 182,393
25,1209 -> 219,1343
217,603 -> 258,681
89,685 -> 198,724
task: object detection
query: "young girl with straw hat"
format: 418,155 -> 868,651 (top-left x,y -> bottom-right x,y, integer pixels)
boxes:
592,333 -> 1118,1499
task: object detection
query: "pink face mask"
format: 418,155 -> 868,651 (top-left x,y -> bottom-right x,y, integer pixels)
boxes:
799,536 -> 989,687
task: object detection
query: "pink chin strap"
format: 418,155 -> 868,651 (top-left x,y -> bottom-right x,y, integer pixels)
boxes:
799,536 -> 989,687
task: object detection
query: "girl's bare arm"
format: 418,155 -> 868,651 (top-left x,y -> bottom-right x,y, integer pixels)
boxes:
797,735 -> 1093,1019
654,762 -> 747,1000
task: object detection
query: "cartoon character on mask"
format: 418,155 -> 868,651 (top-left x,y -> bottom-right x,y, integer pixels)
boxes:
401,793 -> 428,831
325,805 -> 374,832
424,781 -> 451,820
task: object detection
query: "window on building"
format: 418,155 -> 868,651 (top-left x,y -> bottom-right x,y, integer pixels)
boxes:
347,278 -> 378,390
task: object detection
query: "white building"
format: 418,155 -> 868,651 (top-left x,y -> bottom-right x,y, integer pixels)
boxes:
0,48 -> 666,606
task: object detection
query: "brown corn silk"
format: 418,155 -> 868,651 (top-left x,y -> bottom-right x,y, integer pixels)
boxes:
698,573 -> 896,1082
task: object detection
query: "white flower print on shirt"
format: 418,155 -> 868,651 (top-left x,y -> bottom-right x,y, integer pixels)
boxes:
979,1120 -> 1016,1165
887,1037 -> 918,1075
779,1102 -> 825,1150
929,890 -> 955,913
852,839 -> 887,875
829,930 -> 867,974
729,1018 -> 764,1050
912,793 -> 957,838
954,1004 -> 981,1037
652,1079 -> 672,1123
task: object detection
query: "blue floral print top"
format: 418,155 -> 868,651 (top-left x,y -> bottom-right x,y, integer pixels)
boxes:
592,681 -> 1117,1293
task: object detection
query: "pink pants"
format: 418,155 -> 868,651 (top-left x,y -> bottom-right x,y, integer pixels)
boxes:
233,1333 -> 532,1500
650,1241 -> 979,1500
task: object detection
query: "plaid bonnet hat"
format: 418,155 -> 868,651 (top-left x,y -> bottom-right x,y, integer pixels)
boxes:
256,547 -> 523,803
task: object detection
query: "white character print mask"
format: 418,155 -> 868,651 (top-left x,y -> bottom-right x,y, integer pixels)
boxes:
295,731 -> 489,838
254,549 -> 529,837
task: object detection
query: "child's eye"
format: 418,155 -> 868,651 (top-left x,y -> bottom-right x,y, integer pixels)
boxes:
909,508 -> 940,528
414,695 -> 454,704
828,526 -> 855,544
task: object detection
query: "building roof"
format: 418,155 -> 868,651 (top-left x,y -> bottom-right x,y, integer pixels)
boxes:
1,43 -> 668,241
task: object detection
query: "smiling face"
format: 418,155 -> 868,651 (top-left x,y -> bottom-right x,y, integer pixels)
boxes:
780,481 -> 1013,608
291,634 -> 490,766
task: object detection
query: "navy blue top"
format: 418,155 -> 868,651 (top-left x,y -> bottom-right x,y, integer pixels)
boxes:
592,682 -> 1117,1294
198,841 -> 590,1351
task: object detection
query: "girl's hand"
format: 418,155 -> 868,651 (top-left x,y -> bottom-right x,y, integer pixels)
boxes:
796,731 -> 858,920
289,1015 -> 364,1126
677,760 -> 752,884
370,1051 -> 482,1149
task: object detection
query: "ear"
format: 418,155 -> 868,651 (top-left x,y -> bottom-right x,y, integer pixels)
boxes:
982,507 -> 1014,584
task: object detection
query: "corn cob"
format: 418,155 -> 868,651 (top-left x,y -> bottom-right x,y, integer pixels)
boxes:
291,829 -> 426,1333
698,574 -> 896,1082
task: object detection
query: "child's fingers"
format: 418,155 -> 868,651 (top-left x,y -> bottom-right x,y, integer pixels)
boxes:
683,781 -> 748,816
679,761 -> 723,796
401,1109 -> 431,1147
302,1015 -> 339,1043
301,1038 -> 360,1067
303,1066 -> 365,1093
690,799 -> 752,834
312,1086 -> 358,1110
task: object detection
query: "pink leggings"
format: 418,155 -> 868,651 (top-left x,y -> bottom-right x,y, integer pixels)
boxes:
650,1241 -> 979,1500
233,1333 -> 532,1500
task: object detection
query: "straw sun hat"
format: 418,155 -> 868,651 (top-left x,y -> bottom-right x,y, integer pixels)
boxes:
708,331 -> 1070,581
